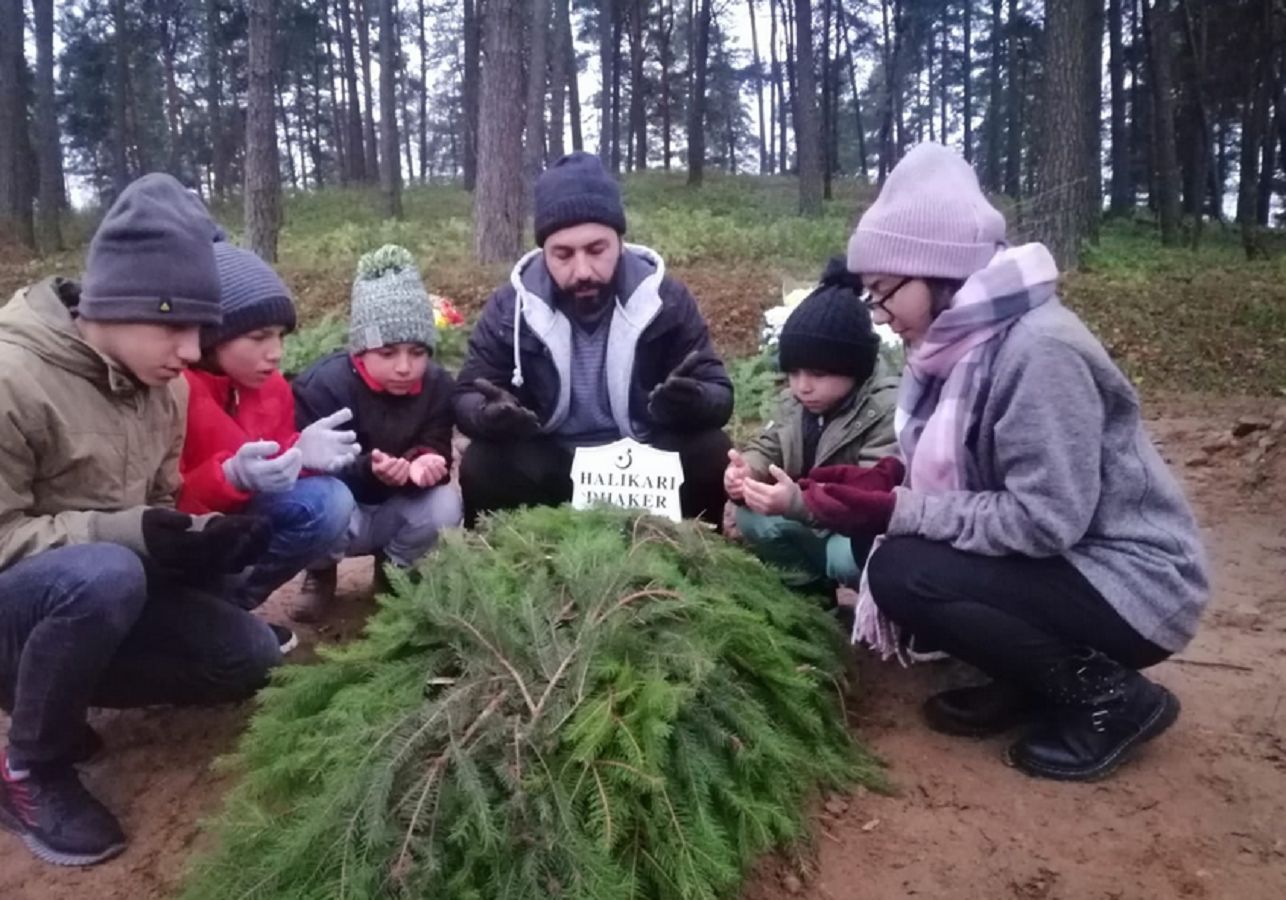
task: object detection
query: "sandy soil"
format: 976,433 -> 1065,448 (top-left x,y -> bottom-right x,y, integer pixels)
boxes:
3,400 -> 1285,900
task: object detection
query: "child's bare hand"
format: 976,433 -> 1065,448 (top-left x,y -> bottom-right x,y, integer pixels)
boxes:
741,465 -> 799,517
371,449 -> 411,487
409,453 -> 449,488
724,448 -> 749,501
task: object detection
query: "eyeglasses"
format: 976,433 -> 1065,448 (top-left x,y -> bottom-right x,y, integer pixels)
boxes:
859,277 -> 912,316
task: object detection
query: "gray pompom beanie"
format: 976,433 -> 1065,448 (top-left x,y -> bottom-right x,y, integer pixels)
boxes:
847,142 -> 1007,281
348,245 -> 437,353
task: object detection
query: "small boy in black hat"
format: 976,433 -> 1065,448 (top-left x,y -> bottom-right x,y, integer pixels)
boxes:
728,258 -> 899,591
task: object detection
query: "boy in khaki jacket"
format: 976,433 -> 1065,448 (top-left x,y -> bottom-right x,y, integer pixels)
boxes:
0,175 -> 279,868
726,259 -> 897,591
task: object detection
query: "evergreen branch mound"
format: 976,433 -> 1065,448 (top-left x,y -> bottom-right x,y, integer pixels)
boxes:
182,506 -> 880,900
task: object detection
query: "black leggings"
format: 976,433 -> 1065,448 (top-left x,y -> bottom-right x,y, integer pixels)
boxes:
459,429 -> 731,528
866,536 -> 1169,685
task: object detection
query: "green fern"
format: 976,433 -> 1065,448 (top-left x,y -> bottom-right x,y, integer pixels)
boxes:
182,507 -> 882,900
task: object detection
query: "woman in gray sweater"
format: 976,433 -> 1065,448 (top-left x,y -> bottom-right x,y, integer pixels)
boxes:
749,143 -> 1208,781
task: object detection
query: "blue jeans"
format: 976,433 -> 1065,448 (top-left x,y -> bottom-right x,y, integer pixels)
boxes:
734,506 -> 868,587
0,544 -> 282,768
233,476 -> 355,608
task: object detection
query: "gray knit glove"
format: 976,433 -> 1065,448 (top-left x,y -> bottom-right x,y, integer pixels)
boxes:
222,440 -> 303,494
296,407 -> 361,472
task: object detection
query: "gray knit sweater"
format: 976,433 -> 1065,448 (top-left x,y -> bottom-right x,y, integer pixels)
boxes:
888,300 -> 1209,653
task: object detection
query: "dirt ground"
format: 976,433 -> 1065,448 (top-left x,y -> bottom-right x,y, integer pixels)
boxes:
2,397 -> 1285,900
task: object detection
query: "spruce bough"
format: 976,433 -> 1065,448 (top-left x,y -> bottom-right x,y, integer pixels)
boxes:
183,507 -> 880,900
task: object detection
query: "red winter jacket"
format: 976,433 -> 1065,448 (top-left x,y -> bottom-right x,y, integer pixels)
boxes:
178,368 -> 300,514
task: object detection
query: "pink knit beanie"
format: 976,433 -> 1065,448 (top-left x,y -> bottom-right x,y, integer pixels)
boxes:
847,142 -> 1007,281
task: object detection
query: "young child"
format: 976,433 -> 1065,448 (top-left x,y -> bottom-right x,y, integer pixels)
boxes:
291,245 -> 462,621
179,239 -> 360,627
726,258 -> 897,592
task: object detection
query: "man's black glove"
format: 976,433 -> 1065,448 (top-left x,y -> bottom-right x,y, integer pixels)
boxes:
647,351 -> 708,424
141,509 -> 271,573
473,378 -> 542,438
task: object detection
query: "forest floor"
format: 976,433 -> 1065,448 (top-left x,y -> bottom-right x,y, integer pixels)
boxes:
2,177 -> 1285,898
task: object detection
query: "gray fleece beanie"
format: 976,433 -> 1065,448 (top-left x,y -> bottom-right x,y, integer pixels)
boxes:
80,173 -> 222,325
348,245 -> 437,353
847,142 -> 1007,281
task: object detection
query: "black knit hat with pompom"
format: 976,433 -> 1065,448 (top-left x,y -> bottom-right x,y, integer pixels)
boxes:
778,257 -> 880,381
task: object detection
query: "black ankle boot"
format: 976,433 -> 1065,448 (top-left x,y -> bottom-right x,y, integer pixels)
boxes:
924,681 -> 1036,737
1007,650 -> 1180,782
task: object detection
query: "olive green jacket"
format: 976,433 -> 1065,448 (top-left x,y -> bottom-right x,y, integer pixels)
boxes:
741,371 -> 900,481
0,279 -> 186,570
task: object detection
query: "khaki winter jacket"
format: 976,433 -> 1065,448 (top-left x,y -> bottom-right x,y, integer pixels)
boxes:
0,278 -> 186,570
741,370 -> 900,481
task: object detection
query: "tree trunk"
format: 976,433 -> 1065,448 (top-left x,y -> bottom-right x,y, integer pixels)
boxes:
1256,66 -> 1281,227
598,0 -> 613,164
878,0 -> 896,180
474,0 -> 525,262
1237,0 -> 1274,258
748,0 -> 768,173
1003,0 -> 1021,195
245,0 -> 281,262
0,0 -> 33,248
378,0 -> 402,217
771,0 -> 787,174
841,10 -> 868,180
339,0 -> 367,183
1179,0 -> 1212,245
419,0 -> 429,181
525,0 -> 551,193
463,0 -> 481,188
963,0 -> 974,161
549,0 -> 570,161
1034,0 -> 1091,269
567,16 -> 584,152
207,0 -> 231,196
687,0 -> 711,185
794,0 -> 823,215
1107,0 -> 1133,214
659,0 -> 674,168
357,0 -> 379,179
821,0 -> 834,198
629,0 -> 646,169
32,0 -> 60,251
1084,0 -> 1104,242
110,0 -> 132,194
610,3 -> 623,173
1144,0 -> 1180,245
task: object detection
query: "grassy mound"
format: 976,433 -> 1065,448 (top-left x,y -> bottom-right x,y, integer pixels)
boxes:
182,506 -> 879,900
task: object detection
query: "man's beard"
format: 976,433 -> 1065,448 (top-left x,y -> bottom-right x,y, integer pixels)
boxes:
553,275 -> 616,321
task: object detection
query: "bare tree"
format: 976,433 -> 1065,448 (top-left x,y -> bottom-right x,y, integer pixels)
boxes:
748,0 -> 769,173
525,0 -> 551,192
687,0 -> 712,185
474,0 -> 525,262
628,0 -> 646,170
1144,0 -> 1180,245
549,0 -> 570,161
841,5 -> 868,180
794,0 -> 823,215
463,0 -> 481,189
963,0 -> 974,161
1034,0 -> 1093,268
33,0 -> 61,251
0,0 -> 32,248
378,0 -> 402,217
206,0 -> 232,196
1004,0 -> 1022,195
358,0 -> 380,179
419,0 -> 429,181
1107,0 -> 1132,215
110,0 -> 132,193
245,0 -> 281,261
658,0 -> 675,168
338,0 -> 367,182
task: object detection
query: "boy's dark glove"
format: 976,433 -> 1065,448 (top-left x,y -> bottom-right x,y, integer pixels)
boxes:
472,378 -> 542,438
141,509 -> 272,572
647,351 -> 708,424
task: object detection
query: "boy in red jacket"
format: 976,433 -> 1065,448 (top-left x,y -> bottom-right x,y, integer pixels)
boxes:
179,239 -> 359,623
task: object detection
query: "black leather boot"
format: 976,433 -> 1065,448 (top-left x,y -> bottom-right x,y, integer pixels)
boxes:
923,681 -> 1037,737
1007,650 -> 1180,781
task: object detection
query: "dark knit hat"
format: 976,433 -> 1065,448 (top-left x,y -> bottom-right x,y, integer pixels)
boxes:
534,151 -> 628,245
201,240 -> 297,350
80,173 -> 222,325
778,257 -> 880,381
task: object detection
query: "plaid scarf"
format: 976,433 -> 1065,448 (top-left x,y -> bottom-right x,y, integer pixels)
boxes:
854,243 -> 1060,661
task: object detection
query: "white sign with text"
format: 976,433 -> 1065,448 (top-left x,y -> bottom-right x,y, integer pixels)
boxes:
571,438 -> 685,523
